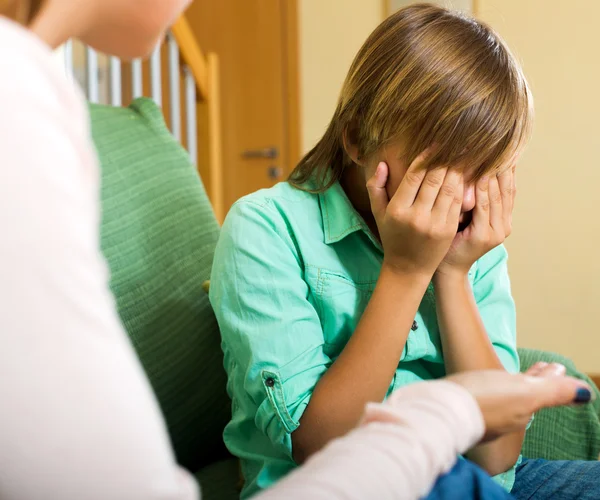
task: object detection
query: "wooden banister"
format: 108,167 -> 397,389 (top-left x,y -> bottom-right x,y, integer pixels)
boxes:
171,16 -> 209,101
171,14 -> 224,222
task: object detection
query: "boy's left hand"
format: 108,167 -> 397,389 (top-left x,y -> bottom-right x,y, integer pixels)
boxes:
436,166 -> 515,279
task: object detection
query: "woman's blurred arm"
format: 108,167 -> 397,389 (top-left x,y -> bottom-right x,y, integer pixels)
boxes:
259,381 -> 485,500
0,20 -> 197,500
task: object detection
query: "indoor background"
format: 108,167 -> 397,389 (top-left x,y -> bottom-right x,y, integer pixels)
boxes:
61,0 -> 599,376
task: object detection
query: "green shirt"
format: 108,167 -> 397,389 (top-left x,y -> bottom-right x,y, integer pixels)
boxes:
209,181 -> 520,498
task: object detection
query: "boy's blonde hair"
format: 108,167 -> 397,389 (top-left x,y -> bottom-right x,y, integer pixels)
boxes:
0,0 -> 43,24
290,3 -> 533,191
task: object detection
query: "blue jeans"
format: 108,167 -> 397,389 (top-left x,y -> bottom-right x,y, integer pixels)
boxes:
422,459 -> 514,500
421,457 -> 600,500
511,458 -> 600,499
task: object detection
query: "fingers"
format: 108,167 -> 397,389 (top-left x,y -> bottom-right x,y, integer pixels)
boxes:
498,166 -> 515,236
466,169 -> 513,252
393,149 -> 432,208
511,165 -> 517,223
414,167 -> 449,210
488,176 -> 503,234
512,165 -> 517,207
446,176 -> 464,226
526,362 -> 566,377
498,166 -> 513,211
537,362 -> 567,377
525,362 -> 549,377
529,376 -> 594,412
524,362 -> 593,411
472,176 -> 490,227
471,176 -> 503,247
366,162 -> 390,223
431,169 -> 463,221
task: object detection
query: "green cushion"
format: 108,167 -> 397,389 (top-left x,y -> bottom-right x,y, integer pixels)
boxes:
518,348 -> 600,461
91,98 -> 231,472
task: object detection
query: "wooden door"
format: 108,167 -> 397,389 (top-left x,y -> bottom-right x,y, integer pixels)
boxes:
185,0 -> 300,214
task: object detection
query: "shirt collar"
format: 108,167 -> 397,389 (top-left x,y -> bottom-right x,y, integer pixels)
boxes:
318,181 -> 379,247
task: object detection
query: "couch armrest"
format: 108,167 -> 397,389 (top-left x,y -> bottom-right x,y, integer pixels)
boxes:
518,348 -> 600,461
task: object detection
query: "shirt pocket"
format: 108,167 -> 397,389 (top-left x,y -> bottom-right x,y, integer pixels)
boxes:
312,268 -> 377,358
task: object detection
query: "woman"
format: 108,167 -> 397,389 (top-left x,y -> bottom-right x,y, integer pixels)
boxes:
0,1 -> 593,499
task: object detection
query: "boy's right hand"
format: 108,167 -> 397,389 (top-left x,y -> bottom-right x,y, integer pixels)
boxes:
366,152 -> 463,279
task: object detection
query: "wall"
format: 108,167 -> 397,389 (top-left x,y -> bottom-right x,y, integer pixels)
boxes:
298,0 -> 383,153
477,0 -> 600,372
389,0 -> 472,14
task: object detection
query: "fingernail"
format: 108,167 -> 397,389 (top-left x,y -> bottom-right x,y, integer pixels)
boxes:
574,388 -> 592,404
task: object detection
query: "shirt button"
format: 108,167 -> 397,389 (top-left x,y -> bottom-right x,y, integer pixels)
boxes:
265,377 -> 275,388
411,320 -> 418,331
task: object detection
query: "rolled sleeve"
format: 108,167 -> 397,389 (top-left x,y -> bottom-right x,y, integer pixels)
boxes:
210,199 -> 331,459
473,245 -> 520,373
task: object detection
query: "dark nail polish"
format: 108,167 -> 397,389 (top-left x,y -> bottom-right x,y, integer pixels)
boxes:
574,388 -> 592,404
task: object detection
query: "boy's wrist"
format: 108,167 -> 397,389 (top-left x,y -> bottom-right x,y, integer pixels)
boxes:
380,261 -> 432,290
433,268 -> 470,290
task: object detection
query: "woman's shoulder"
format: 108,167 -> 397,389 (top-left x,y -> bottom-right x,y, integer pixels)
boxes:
0,17 -> 55,84
0,16 -> 39,49
0,18 -> 85,118
0,20 -> 98,254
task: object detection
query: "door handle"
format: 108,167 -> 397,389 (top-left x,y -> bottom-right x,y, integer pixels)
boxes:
241,147 -> 278,159
267,166 -> 283,179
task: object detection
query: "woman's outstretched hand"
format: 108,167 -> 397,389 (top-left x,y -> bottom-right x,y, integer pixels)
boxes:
448,362 -> 593,442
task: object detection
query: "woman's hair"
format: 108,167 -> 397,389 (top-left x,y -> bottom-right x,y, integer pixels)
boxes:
289,3 -> 533,191
0,0 -> 43,24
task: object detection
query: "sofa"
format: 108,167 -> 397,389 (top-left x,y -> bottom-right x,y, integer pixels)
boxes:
90,98 -> 600,500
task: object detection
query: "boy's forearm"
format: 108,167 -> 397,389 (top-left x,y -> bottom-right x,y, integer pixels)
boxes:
466,430 -> 525,476
293,265 -> 430,463
434,273 -> 504,374
434,272 -> 523,474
